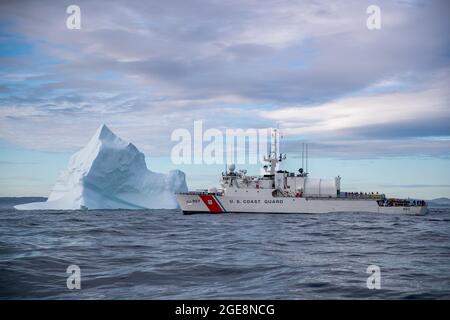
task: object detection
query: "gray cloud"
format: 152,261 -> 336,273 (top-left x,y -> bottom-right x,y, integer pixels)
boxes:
2,0 -> 449,101
341,118 -> 450,140
0,0 -> 448,157
282,138 -> 450,159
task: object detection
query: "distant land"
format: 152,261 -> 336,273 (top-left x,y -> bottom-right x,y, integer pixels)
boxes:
427,197 -> 450,208
0,197 -> 47,209
0,197 -> 449,210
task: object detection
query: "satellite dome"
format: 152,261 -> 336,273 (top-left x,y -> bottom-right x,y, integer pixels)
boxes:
208,187 -> 218,194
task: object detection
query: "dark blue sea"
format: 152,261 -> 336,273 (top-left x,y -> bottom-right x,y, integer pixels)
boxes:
1,208 -> 449,299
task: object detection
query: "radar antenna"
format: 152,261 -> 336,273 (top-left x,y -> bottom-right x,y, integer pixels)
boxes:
263,127 -> 284,175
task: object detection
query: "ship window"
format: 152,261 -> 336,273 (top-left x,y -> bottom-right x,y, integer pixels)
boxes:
207,200 -> 212,205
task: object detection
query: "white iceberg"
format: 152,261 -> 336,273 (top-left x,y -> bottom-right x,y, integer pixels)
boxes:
15,124 -> 188,210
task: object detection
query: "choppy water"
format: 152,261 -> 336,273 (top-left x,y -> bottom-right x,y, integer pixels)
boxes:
1,208 -> 449,299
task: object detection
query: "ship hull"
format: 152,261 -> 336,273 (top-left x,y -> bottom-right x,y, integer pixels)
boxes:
176,193 -> 427,215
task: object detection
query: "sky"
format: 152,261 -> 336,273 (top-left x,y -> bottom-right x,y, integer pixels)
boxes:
0,0 -> 449,199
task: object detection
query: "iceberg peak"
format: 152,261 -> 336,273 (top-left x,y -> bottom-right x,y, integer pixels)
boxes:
94,124 -> 115,141
78,125 -> 134,168
87,124 -> 127,148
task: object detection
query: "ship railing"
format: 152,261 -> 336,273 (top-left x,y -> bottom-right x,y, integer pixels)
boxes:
177,191 -> 209,195
303,194 -> 336,199
377,199 -> 427,207
338,192 -> 385,200
302,193 -> 385,200
177,191 -> 224,196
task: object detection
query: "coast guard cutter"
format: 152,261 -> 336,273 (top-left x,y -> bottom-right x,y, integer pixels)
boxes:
176,129 -> 427,215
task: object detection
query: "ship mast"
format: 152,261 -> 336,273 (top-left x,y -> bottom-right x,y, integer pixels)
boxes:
263,128 -> 285,175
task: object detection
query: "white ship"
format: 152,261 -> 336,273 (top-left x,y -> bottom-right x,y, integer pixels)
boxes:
176,129 -> 427,215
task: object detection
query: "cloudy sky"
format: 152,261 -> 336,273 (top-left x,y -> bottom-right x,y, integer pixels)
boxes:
0,0 -> 449,198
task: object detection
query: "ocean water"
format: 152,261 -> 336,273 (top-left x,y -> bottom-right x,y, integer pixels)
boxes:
0,208 -> 449,299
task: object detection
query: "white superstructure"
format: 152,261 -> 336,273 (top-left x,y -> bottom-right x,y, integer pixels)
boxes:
176,129 -> 427,215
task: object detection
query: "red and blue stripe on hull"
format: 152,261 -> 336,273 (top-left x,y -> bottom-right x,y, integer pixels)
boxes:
198,194 -> 226,213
